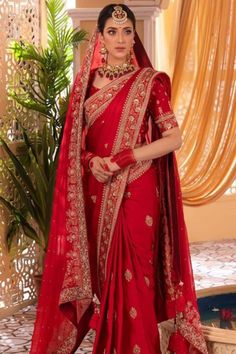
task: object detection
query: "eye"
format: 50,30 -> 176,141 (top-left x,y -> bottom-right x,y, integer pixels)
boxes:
107,29 -> 116,35
125,29 -> 132,35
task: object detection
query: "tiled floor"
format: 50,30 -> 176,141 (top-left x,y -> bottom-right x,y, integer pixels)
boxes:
0,239 -> 236,353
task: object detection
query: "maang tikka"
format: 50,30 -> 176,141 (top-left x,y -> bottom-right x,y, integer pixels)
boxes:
112,5 -> 128,25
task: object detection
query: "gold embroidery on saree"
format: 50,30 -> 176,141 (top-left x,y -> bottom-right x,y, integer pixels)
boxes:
133,344 -> 141,353
91,195 -> 97,203
124,269 -> 133,282
97,68 -> 160,288
177,302 -> 208,354
144,276 -> 150,287
129,307 -> 138,319
145,215 -> 153,227
60,31 -> 97,305
154,111 -> 178,133
56,327 -> 77,354
124,191 -> 131,198
127,160 -> 152,184
84,71 -> 137,128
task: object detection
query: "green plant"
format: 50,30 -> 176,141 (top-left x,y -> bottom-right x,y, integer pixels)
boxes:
0,0 -> 87,253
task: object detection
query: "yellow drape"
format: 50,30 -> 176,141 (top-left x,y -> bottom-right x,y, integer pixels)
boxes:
157,0 -> 236,205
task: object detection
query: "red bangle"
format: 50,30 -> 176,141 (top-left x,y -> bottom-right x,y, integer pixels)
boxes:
111,149 -> 136,169
88,153 -> 96,170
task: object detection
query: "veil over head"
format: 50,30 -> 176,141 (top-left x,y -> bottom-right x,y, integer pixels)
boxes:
30,26 -> 207,354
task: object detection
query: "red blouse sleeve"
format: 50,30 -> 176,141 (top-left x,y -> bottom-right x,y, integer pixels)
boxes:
149,77 -> 179,134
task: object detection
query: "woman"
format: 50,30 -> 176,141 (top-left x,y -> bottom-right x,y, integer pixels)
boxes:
30,4 -> 208,354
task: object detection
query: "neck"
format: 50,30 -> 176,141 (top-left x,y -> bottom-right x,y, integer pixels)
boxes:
107,55 -> 127,67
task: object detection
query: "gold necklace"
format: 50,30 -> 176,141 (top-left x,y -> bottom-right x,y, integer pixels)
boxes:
98,62 -> 135,80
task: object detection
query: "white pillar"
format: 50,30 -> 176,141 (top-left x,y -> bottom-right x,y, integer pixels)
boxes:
124,0 -> 170,8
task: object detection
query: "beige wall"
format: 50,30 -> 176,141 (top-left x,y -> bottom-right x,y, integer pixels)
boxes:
184,196 -> 236,242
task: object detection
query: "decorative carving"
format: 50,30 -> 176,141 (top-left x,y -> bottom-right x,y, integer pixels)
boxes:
0,0 -> 41,318
124,0 -> 170,9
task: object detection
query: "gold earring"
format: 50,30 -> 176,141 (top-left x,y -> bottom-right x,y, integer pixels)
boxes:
99,45 -> 108,64
129,46 -> 135,65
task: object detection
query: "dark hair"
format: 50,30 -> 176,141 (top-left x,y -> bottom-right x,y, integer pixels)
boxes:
97,4 -> 136,33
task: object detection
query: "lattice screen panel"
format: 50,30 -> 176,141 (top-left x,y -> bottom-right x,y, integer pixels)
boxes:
0,0 -> 41,318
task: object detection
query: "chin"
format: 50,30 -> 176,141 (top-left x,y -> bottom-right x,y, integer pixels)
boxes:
112,53 -> 129,61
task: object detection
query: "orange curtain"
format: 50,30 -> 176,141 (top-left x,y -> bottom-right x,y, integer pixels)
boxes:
157,0 -> 236,206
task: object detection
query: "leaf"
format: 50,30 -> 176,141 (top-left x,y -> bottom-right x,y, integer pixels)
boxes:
42,124 -> 50,179
3,164 -> 37,221
6,220 -> 20,251
0,197 -> 42,248
21,221 -> 42,248
0,138 -> 37,200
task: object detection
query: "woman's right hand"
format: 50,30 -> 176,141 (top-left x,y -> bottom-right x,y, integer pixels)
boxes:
89,156 -> 113,183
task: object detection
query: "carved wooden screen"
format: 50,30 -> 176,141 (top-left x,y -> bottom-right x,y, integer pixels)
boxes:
0,0 -> 41,318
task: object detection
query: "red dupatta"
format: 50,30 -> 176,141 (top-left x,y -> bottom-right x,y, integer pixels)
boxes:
30,28 -> 208,354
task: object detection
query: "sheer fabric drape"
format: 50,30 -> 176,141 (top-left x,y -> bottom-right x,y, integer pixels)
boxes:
157,0 -> 236,205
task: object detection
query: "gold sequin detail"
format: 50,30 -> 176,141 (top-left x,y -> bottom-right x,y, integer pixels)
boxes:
129,307 -> 137,319
145,215 -> 153,227
144,276 -> 150,287
91,195 -> 97,203
124,191 -> 132,198
124,269 -> 133,282
133,344 -> 141,353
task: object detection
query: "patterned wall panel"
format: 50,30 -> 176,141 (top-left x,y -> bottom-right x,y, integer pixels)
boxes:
0,0 -> 41,318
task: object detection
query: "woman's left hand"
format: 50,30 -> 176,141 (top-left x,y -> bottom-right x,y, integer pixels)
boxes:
103,156 -> 120,172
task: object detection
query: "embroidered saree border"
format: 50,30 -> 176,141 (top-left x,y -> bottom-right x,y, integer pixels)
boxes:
57,328 -> 77,354
96,68 -> 159,288
84,71 -> 137,128
177,303 -> 207,354
59,32 -> 98,305
127,160 -> 152,184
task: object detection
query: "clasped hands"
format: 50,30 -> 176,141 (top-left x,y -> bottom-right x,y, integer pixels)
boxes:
89,148 -> 136,183
89,156 -> 119,183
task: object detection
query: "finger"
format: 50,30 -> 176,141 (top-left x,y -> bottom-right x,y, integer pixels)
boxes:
98,161 -> 111,172
95,175 -> 104,183
96,177 -> 107,183
95,168 -> 113,177
96,173 -> 111,183
95,172 -> 108,181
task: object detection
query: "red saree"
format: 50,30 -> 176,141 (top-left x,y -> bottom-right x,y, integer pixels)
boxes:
30,29 -> 208,354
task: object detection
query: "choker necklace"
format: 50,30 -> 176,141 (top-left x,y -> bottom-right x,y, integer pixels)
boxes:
98,62 -> 135,80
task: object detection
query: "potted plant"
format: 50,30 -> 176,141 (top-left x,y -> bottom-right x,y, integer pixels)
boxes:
0,0 -> 87,286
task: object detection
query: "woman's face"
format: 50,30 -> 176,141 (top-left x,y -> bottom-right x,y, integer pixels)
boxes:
100,17 -> 135,65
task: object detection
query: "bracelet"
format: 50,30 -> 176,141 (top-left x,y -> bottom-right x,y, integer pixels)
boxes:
88,153 -> 97,170
110,149 -> 136,169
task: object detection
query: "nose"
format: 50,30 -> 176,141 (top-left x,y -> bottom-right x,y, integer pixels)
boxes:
117,31 -> 124,43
